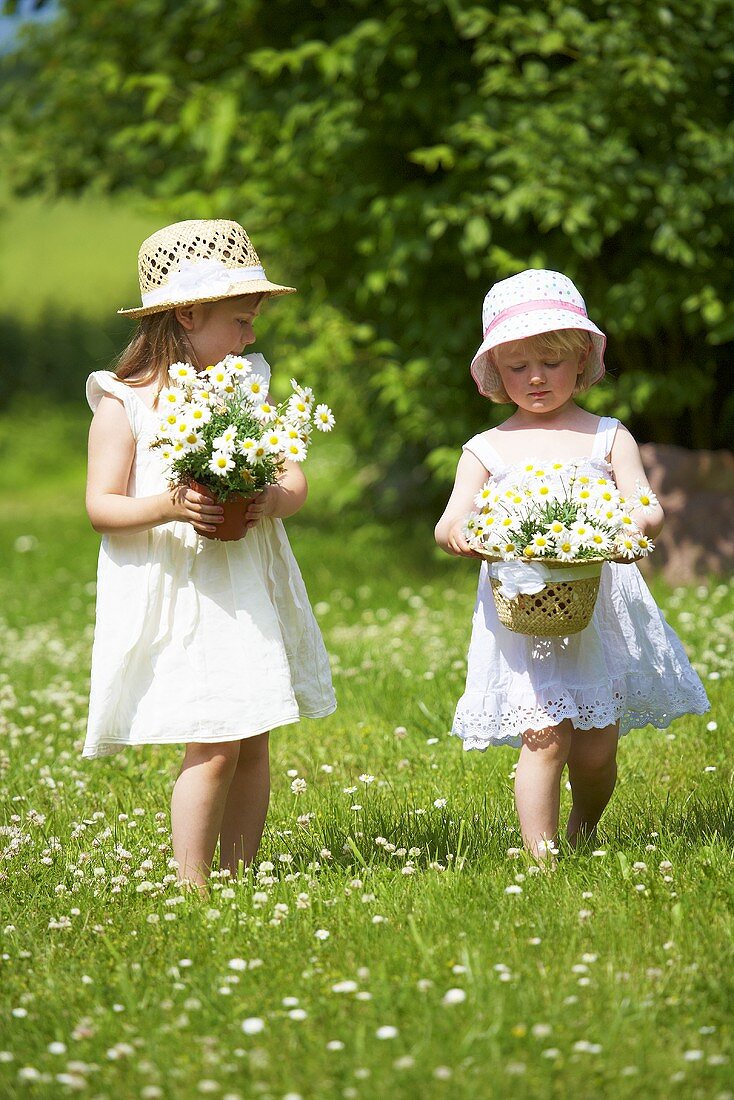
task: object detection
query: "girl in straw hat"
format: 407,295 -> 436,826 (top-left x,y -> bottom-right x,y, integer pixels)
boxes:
435,269 -> 708,860
85,219 -> 336,885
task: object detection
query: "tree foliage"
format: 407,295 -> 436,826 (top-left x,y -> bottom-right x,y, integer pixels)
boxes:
2,0 -> 733,502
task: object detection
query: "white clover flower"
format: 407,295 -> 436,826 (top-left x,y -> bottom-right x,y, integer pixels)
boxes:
209,451 -> 235,476
241,1017 -> 265,1035
290,778 -> 307,794
314,404 -> 335,432
441,988 -> 467,1006
314,929 -> 330,941
375,1026 -> 398,1040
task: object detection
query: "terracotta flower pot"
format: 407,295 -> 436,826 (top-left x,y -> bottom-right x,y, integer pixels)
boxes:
189,480 -> 250,542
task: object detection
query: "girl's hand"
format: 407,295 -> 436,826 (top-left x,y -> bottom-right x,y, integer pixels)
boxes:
242,487 -> 275,532
446,521 -> 481,558
170,485 -> 224,535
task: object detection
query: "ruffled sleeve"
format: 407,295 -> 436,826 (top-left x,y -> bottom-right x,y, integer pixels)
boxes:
86,371 -> 145,438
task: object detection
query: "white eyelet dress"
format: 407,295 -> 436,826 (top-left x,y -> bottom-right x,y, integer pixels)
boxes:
84,355 -> 336,759
453,417 -> 710,750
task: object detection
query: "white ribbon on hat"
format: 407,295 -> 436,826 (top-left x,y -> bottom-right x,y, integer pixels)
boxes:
488,559 -> 602,600
142,258 -> 268,307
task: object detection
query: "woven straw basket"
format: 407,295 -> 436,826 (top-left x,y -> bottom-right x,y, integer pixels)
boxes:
487,559 -> 603,637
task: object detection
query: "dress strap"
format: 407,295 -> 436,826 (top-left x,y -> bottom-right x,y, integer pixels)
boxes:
463,432 -> 506,474
590,416 -> 619,463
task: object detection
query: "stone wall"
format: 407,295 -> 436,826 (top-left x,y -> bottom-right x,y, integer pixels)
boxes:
637,444 -> 734,584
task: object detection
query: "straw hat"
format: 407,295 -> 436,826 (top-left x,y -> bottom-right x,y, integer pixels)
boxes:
118,219 -> 296,318
470,269 -> 606,401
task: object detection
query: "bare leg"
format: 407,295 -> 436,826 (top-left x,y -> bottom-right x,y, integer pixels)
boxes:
171,741 -> 241,886
565,723 -> 619,848
514,721 -> 573,860
219,732 -> 271,875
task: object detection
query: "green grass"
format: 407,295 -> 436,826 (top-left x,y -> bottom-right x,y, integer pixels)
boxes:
0,408 -> 732,1099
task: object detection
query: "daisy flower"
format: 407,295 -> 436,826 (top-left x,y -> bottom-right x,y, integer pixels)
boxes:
530,533 -> 551,554
213,427 -> 239,452
224,355 -> 252,376
182,429 -> 205,452
587,528 -> 613,553
615,534 -> 639,560
284,439 -> 307,462
245,374 -> 267,399
254,402 -> 277,424
629,483 -> 660,514
159,386 -> 185,408
635,534 -> 655,555
545,519 -> 566,537
500,542 -> 518,560
168,362 -> 196,384
189,404 -> 212,426
474,484 -> 495,508
287,394 -> 312,422
159,411 -> 180,431
264,430 -> 287,454
290,380 -> 314,405
205,363 -> 233,389
554,534 -> 582,562
314,404 -> 335,432
209,451 -> 235,476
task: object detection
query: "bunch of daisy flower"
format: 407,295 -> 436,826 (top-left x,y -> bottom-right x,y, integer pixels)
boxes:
464,461 -> 657,563
151,355 -> 335,501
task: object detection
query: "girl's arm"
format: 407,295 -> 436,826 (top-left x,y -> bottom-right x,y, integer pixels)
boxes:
245,459 -> 308,530
610,425 -> 665,539
86,395 -> 223,535
435,450 -> 489,557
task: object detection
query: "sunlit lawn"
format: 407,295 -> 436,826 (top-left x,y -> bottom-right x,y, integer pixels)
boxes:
0,410 -> 732,1099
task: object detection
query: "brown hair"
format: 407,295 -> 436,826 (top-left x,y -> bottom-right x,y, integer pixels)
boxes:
488,329 -> 593,404
114,310 -> 193,395
114,293 -> 266,400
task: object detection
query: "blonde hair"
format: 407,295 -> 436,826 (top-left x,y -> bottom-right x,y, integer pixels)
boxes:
114,294 -> 265,399
487,328 -> 594,404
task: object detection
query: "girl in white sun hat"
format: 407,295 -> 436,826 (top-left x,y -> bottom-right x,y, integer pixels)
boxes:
435,269 -> 708,860
85,219 -> 336,886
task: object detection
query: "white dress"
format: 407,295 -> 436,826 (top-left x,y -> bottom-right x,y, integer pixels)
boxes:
453,417 -> 710,750
84,355 -> 336,759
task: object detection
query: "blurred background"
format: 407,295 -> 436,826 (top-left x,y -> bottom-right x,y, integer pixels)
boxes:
1,0 -> 732,573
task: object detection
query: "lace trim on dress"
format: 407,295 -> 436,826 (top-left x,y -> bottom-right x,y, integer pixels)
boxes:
453,672 -> 710,750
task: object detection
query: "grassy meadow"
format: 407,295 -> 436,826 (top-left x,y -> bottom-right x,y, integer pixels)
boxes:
0,402 -> 732,1100
0,193 -> 731,1099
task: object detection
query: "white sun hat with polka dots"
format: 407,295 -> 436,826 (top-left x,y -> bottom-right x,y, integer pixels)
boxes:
470,269 -> 607,401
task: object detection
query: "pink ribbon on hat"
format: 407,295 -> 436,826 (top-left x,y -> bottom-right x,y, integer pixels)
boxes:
484,299 -> 588,339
